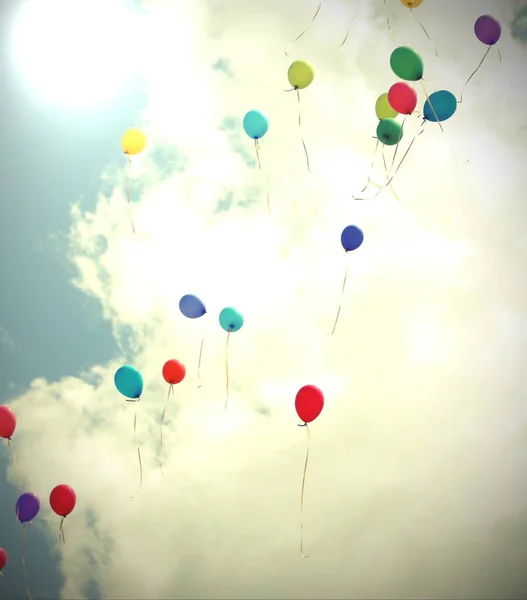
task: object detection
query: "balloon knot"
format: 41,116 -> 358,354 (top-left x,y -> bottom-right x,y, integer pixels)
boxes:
297,423 -> 307,427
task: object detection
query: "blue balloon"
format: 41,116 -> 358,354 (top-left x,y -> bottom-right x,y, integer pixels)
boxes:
243,110 -> 269,140
423,90 -> 457,122
341,225 -> 364,252
114,365 -> 143,400
179,294 -> 206,319
219,307 -> 244,333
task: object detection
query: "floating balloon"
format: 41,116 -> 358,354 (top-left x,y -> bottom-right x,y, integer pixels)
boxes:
162,360 -> 186,385
390,46 -> 424,81
121,128 -> 147,156
243,110 -> 269,140
287,60 -> 315,89
295,385 -> 324,424
376,118 -> 403,146
375,92 -> 398,121
0,406 -> 16,439
388,82 -> 417,115
219,307 -> 244,333
179,294 -> 206,319
16,493 -> 40,523
423,90 -> 457,122
475,15 -> 501,45
114,365 -> 143,400
49,485 -> 76,517
341,225 -> 364,252
0,547 -> 6,572
400,0 -> 423,7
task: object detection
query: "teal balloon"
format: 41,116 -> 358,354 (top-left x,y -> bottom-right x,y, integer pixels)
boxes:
219,307 -> 244,333
114,365 -> 143,400
423,90 -> 457,122
243,110 -> 269,139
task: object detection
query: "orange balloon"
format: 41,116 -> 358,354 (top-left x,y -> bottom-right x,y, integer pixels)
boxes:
400,0 -> 424,7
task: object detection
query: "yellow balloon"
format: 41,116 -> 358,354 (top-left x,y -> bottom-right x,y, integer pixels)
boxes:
287,60 -> 314,90
121,128 -> 147,156
375,93 -> 398,121
400,0 -> 424,7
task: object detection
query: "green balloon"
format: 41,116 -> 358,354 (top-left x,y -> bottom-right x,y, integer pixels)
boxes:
390,46 -> 424,81
376,118 -> 403,146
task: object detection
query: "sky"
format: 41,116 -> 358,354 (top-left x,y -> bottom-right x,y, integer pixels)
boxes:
1,0 -> 527,599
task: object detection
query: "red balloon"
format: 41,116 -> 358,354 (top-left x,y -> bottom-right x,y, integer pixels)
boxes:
49,485 -> 76,517
162,360 -> 186,385
295,385 -> 324,424
388,82 -> 417,115
0,546 -> 7,571
0,406 -> 16,439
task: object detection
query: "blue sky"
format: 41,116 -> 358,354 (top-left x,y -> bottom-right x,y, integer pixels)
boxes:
1,0 -> 527,599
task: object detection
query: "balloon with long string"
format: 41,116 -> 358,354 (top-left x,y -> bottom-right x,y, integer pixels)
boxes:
16,492 -> 40,600
295,385 -> 324,558
329,225 -> 364,336
219,307 -> 244,411
285,1 -> 322,57
284,60 -> 314,172
160,359 -> 186,474
0,547 -> 6,577
242,110 -> 272,217
460,15 -> 502,103
49,485 -> 76,545
399,0 -> 439,58
179,294 -> 207,387
121,128 -> 147,234
387,82 -> 418,168
339,0 -> 361,47
114,365 -> 144,498
0,405 -> 20,493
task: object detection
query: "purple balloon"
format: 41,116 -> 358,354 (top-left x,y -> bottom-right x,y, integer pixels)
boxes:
474,15 -> 501,45
16,492 -> 40,523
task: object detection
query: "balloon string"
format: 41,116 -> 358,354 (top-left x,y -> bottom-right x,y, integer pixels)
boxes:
296,89 -> 311,173
159,385 -> 173,474
410,9 -> 438,58
130,406 -> 143,498
419,80 -> 443,133
329,252 -> 350,336
381,148 -> 403,202
359,138 -> 380,193
459,45 -> 492,103
383,0 -> 391,31
339,0 -> 360,47
285,1 -> 322,57
224,331 -> 231,411
7,438 -> 20,494
298,423 -> 311,558
255,139 -> 272,218
197,333 -> 205,389
21,525 -> 33,600
390,114 -> 407,169
124,155 -> 136,234
59,516 -> 66,545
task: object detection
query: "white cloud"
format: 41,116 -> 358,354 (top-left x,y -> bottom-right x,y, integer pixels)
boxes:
6,0 -> 527,598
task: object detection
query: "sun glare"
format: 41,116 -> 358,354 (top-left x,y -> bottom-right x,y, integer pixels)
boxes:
11,0 -> 141,109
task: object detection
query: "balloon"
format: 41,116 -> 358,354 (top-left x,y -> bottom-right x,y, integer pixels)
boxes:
423,90 -> 457,122
162,360 -> 186,385
0,405 -> 16,439
0,547 -> 6,571
114,365 -> 143,399
179,294 -> 206,319
287,60 -> 314,90
341,225 -> 364,252
474,15 -> 501,45
400,0 -> 424,7
376,118 -> 403,146
49,485 -> 76,517
243,110 -> 269,140
390,46 -> 424,81
219,307 -> 244,333
121,128 -> 147,156
16,492 -> 40,523
388,82 -> 417,115
295,385 -> 324,424
375,93 -> 398,121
